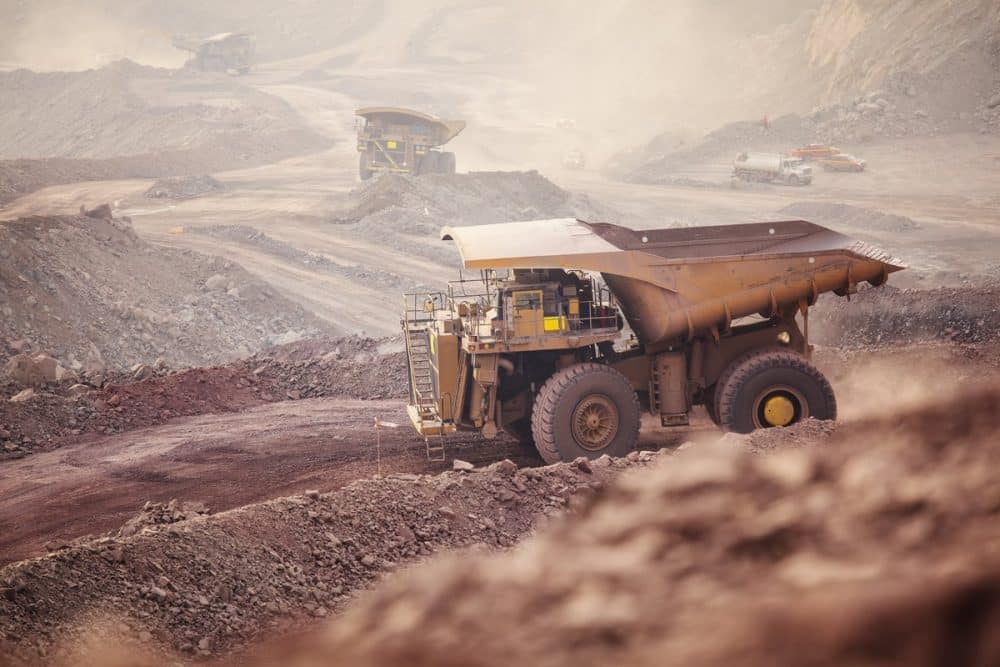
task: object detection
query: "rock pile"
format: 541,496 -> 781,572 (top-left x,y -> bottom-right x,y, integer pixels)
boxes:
240,335 -> 407,401
0,453 -> 655,663
0,335 -> 407,459
279,387 -> 1000,667
116,500 -> 211,538
0,212 -> 330,373
810,281 -> 1000,348
331,171 -> 619,264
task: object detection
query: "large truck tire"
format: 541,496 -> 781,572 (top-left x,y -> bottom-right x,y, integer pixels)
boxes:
359,152 -> 373,180
531,362 -> 640,464
440,151 -> 456,174
416,152 -> 438,176
715,348 -> 836,434
702,384 -> 721,426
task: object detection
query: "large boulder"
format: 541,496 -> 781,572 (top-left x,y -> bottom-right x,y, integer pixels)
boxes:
9,388 -> 36,403
31,354 -> 75,383
3,354 -> 43,386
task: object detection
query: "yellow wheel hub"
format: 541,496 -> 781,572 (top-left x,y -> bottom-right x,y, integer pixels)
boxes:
762,395 -> 795,426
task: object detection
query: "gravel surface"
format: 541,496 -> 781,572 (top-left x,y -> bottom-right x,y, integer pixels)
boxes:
0,452 -> 655,664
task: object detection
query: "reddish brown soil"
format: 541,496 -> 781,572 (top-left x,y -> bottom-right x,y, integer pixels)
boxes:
0,336 -> 407,459
0,398 -> 546,567
253,385 -> 1000,667
0,442 -> 648,664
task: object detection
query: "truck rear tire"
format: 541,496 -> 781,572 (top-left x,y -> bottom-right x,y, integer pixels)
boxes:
359,152 -> 373,180
715,348 -> 836,434
416,152 -> 438,176
703,384 -> 721,426
440,151 -> 456,174
531,363 -> 640,464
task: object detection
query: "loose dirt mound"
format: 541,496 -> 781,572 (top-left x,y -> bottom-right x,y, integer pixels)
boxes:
0,335 -> 405,459
264,386 -> 1000,667
0,454 -> 652,664
0,61 -> 322,161
332,171 -> 618,263
0,61 -> 328,205
810,282 -> 1000,348
778,201 -> 920,232
0,212 -> 328,372
241,335 -> 407,401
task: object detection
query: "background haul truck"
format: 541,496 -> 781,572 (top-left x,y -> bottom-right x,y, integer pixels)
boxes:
356,107 -> 465,180
403,218 -> 903,463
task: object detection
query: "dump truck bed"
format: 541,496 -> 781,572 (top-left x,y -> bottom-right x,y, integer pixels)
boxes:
356,107 -> 466,145
441,218 -> 904,345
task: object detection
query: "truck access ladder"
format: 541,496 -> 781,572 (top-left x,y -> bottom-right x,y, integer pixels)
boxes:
405,326 -> 437,416
403,323 -> 450,462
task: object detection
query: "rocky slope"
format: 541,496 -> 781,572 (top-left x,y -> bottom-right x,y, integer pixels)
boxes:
0,208 -> 330,372
609,0 -> 1000,182
0,60 -> 328,205
0,452 -> 651,663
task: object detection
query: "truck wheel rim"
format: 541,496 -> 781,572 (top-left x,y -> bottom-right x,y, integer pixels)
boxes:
752,386 -> 807,428
571,395 -> 619,450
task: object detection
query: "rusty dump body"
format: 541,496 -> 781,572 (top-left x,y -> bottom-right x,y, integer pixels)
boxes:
403,218 -> 903,463
444,218 -> 902,347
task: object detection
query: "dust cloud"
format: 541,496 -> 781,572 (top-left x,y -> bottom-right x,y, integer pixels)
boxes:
0,0 -> 185,71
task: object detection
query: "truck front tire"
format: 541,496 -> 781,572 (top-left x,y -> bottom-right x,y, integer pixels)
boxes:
359,152 -> 373,180
531,363 -> 640,464
440,151 -> 456,174
715,348 -> 836,434
416,152 -> 438,175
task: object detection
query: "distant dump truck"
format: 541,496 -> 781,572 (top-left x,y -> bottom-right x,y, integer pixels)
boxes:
172,33 -> 255,74
734,152 -> 812,185
562,149 -> 586,170
356,107 -> 465,180
402,218 -> 903,463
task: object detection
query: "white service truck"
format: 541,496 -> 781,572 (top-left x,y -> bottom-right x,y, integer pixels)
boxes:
733,152 -> 812,186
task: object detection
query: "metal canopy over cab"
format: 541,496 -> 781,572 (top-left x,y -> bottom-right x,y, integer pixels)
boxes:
356,107 -> 466,144
441,218 -> 904,345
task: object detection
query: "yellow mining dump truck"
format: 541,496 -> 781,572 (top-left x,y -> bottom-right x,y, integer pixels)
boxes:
402,218 -> 904,463
172,33 -> 255,74
356,107 -> 465,180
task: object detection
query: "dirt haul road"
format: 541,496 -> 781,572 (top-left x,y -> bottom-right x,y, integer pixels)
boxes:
2,339 -> 996,568
0,398 -> 546,566
2,62 -> 998,337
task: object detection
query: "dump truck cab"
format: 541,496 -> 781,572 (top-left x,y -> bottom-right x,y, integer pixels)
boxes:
403,218 -> 904,463
460,270 -> 621,349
